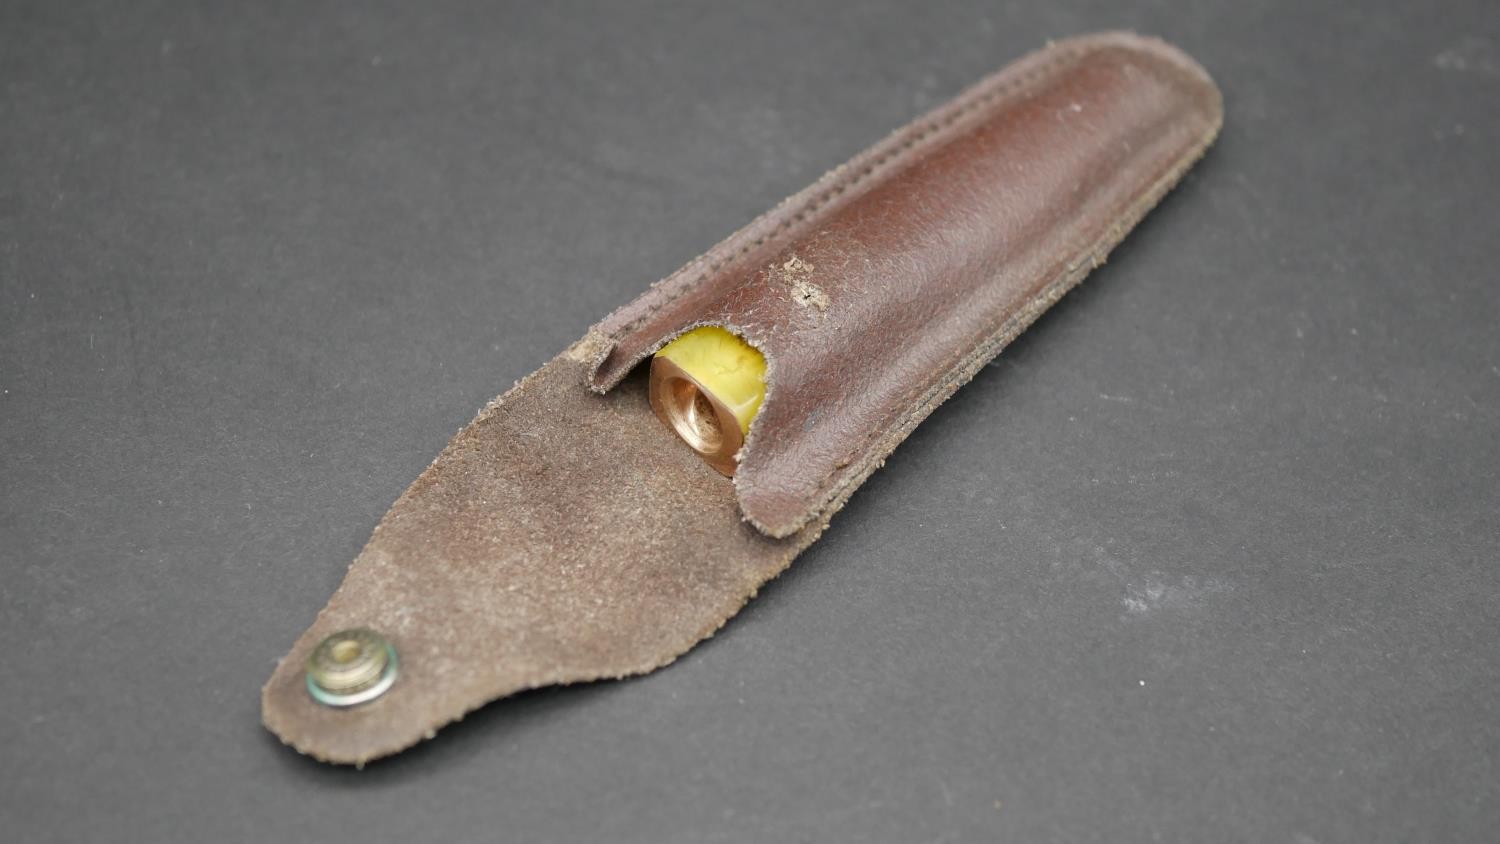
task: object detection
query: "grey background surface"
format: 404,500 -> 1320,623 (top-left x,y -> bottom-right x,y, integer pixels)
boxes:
3,1 -> 1497,841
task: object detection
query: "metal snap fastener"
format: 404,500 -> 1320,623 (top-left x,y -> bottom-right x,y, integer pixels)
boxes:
306,628 -> 398,707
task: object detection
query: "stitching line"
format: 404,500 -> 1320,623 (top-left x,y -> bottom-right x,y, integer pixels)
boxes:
602,42 -> 1092,346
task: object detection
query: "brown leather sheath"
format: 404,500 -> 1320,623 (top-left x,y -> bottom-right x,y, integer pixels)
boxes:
263,32 -> 1222,764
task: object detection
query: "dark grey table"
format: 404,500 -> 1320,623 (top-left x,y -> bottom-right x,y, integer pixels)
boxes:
4,1 -> 1497,841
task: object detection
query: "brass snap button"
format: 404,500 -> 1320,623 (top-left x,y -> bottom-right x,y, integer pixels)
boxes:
305,628 -> 399,707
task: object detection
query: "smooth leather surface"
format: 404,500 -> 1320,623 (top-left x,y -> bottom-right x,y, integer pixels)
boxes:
589,32 -> 1221,537
262,32 -> 1220,763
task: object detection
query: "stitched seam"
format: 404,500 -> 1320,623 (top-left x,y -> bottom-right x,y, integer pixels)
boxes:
603,42 -> 1094,344
770,116 -> 1220,536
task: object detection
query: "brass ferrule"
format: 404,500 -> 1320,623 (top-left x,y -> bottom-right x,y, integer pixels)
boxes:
649,355 -> 745,475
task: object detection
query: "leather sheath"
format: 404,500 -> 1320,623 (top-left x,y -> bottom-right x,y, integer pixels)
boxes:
263,32 -> 1222,764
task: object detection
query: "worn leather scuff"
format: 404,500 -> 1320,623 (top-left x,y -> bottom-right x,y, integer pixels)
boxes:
263,32 -> 1222,764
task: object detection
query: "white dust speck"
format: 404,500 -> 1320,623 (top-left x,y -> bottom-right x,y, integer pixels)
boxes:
1434,37 -> 1498,76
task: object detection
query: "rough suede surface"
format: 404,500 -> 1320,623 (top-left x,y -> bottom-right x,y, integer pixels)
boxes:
262,354 -> 810,763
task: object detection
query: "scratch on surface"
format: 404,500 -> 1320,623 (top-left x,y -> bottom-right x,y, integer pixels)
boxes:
1096,391 -> 1168,413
